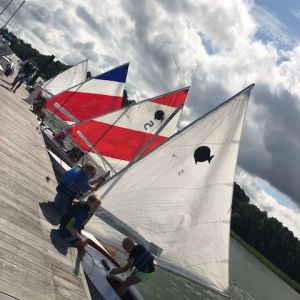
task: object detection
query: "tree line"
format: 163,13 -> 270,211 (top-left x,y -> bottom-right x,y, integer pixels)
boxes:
0,28 -> 68,80
231,183 -> 300,284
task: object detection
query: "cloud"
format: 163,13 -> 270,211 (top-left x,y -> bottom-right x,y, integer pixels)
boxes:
290,8 -> 300,20
2,0 -> 300,229
253,4 -> 297,47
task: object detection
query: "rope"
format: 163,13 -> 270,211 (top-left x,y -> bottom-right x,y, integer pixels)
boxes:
84,249 -> 114,275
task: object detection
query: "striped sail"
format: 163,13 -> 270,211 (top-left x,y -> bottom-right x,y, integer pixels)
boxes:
46,63 -> 129,123
85,85 -> 254,295
67,87 -> 189,172
43,59 -> 88,97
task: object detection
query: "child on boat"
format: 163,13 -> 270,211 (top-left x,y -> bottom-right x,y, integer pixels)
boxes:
54,162 -> 109,215
110,238 -> 155,296
59,194 -> 101,252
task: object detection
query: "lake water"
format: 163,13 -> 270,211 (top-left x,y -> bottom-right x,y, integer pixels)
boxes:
135,238 -> 300,300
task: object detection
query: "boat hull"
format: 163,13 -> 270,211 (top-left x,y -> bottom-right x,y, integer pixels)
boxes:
41,127 -> 75,176
82,232 -> 144,300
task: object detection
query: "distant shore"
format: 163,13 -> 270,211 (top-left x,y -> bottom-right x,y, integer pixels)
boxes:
230,230 -> 300,294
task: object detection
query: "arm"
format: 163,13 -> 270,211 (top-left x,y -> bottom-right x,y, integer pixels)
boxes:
67,213 -> 87,243
89,171 -> 110,190
110,257 -> 135,275
69,228 -> 87,246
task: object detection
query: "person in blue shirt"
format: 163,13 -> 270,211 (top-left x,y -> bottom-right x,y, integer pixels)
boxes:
54,162 -> 109,215
59,194 -> 101,251
110,238 -> 155,296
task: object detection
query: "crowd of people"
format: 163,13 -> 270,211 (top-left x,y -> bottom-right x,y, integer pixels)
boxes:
3,59 -> 156,297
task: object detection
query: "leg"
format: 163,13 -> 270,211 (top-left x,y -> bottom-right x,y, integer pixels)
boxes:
11,75 -> 18,86
116,274 -> 141,297
74,238 -> 87,259
10,80 -> 18,90
12,81 -> 22,92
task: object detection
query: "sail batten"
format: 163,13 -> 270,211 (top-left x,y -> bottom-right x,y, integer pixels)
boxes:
86,84 -> 254,294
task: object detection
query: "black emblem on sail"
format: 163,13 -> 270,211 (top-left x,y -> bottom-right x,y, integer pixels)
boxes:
194,146 -> 214,164
154,110 -> 165,121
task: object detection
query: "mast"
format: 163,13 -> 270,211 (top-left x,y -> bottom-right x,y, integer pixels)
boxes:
0,0 -> 13,16
2,0 -> 25,28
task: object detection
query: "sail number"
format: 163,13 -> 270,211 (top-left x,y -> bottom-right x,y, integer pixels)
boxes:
144,120 -> 154,131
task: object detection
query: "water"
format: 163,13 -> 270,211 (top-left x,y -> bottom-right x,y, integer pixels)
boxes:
125,238 -> 299,300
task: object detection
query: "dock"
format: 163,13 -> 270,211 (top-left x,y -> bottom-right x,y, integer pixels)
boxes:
0,77 -> 90,300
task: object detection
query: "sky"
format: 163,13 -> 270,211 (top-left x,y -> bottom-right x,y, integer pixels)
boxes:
0,0 -> 299,238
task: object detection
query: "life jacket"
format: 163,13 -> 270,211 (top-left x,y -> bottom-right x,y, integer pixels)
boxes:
132,245 -> 155,273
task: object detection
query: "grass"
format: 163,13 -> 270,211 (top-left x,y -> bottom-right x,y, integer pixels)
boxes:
230,230 -> 300,294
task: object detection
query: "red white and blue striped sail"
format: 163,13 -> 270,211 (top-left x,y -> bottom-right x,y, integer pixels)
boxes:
46,63 -> 129,124
67,87 -> 189,172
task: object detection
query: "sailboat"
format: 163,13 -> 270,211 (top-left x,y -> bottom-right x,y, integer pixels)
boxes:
42,63 -> 130,171
67,87 -> 189,173
45,63 -> 129,124
42,59 -> 89,98
80,84 -> 254,299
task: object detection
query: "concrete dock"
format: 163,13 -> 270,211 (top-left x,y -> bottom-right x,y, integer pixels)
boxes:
0,77 -> 90,300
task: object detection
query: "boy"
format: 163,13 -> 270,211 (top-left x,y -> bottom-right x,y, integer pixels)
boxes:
54,162 -> 109,214
110,238 -> 155,296
59,194 -> 101,251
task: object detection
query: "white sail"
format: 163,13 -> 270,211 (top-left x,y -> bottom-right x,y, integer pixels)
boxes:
86,85 -> 254,294
43,59 -> 88,97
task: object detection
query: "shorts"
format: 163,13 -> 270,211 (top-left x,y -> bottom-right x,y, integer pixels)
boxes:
134,271 -> 154,282
59,226 -> 78,246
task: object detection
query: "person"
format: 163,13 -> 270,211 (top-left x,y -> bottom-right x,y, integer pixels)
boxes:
32,96 -> 47,125
66,147 -> 84,163
110,238 -> 155,296
10,60 -> 34,93
59,194 -> 101,252
53,162 -> 109,215
25,81 -> 43,105
53,131 -> 67,148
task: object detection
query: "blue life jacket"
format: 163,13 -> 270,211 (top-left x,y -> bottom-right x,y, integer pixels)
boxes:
57,167 -> 89,197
